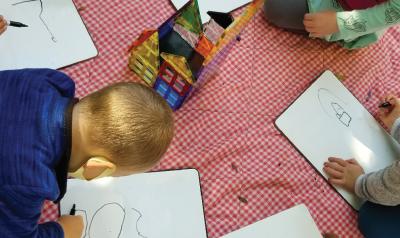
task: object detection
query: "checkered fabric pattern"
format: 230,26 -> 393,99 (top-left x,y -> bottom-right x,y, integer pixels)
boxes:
39,1 -> 400,237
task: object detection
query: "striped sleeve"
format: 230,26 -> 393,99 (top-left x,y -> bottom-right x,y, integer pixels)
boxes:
0,185 -> 64,238
354,117 -> 400,206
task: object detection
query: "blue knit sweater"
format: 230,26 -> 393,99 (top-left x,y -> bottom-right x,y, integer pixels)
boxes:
0,69 -> 76,238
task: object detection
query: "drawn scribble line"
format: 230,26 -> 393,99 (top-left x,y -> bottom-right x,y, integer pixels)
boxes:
11,0 -> 36,5
331,102 -> 352,127
318,88 -> 341,117
75,209 -> 89,238
318,88 -> 352,127
74,203 -> 149,238
12,0 -> 57,42
131,208 -> 148,238
89,202 -> 126,238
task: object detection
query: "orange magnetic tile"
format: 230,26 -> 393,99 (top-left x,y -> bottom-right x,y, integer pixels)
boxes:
196,35 -> 214,58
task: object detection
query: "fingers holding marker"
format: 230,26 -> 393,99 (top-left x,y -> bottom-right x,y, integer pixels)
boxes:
0,16 -> 7,35
383,94 -> 396,103
380,94 -> 398,109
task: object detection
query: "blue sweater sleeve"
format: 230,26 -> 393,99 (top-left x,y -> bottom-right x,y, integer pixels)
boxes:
0,185 -> 64,238
8,69 -> 75,98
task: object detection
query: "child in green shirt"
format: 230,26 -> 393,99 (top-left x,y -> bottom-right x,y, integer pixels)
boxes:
264,0 -> 400,49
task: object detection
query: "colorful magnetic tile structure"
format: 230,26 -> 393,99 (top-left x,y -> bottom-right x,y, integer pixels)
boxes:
203,19 -> 225,44
173,24 -> 200,49
129,30 -> 159,85
204,0 -> 264,65
175,0 -> 203,34
196,35 -> 214,58
129,0 -> 262,110
160,52 -> 194,84
154,58 -> 193,110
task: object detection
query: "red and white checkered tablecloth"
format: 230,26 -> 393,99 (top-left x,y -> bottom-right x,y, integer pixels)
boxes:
39,1 -> 400,237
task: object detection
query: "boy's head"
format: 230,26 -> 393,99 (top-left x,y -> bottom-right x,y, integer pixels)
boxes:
68,82 -> 174,180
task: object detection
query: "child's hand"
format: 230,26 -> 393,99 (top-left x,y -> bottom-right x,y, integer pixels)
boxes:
303,11 -> 339,38
379,95 -> 400,129
57,215 -> 84,238
323,157 -> 364,193
0,16 -> 7,36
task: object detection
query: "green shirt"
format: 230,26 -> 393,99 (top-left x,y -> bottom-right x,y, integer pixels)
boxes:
307,0 -> 400,49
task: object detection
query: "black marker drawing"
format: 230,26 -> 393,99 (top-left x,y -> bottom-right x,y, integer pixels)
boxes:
331,102 -> 352,127
74,203 -> 148,238
318,88 -> 352,127
131,208 -> 148,238
89,203 -> 125,238
12,0 -> 57,42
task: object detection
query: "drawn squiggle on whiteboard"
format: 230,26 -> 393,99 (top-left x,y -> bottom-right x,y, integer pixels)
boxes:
12,0 -> 57,42
75,203 -> 148,238
318,88 -> 352,127
131,208 -> 148,238
89,203 -> 126,238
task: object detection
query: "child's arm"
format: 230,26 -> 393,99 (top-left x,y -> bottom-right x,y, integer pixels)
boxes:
354,162 -> 400,205
0,185 -> 64,237
57,215 -> 84,238
324,96 -> 400,205
353,95 -> 400,206
304,0 -> 400,47
335,0 -> 400,41
324,157 -> 400,205
0,69 -> 75,98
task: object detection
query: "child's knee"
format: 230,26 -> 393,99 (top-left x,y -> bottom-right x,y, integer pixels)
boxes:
357,202 -> 397,238
263,0 -> 308,31
263,0 -> 282,25
357,206 -> 369,235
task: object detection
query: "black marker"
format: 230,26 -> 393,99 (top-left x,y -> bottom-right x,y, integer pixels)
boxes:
379,102 -> 392,108
69,204 -> 76,215
7,20 -> 28,28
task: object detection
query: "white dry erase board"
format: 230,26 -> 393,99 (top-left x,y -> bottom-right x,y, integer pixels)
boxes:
0,0 -> 97,70
275,70 -> 400,210
60,169 -> 208,238
221,204 -> 322,238
170,0 -> 251,23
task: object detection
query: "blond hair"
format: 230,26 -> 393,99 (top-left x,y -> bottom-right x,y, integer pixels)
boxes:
80,82 -> 174,170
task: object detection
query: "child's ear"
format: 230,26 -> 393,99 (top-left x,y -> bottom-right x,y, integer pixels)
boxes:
83,157 -> 116,180
86,157 -> 116,169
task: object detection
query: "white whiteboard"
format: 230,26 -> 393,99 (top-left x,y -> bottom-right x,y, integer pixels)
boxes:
170,0 -> 251,23
275,70 -> 400,210
0,0 -> 97,70
221,205 -> 322,238
61,169 -> 207,238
